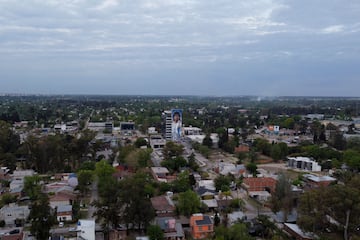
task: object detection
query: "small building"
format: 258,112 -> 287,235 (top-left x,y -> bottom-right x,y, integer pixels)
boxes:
287,157 -> 322,172
284,223 -> 317,240
190,214 -> 214,239
150,195 -> 176,217
228,211 -> 246,226
77,219 -> 95,240
56,204 -> 73,222
49,192 -> 75,209
151,167 -> 170,182
303,174 -> 337,188
149,135 -> 166,149
242,177 -> 277,193
0,204 -> 30,226
0,228 -> 24,240
156,217 -> 185,240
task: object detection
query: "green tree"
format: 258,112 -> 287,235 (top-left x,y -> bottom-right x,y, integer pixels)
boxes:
343,149 -> 360,171
246,162 -> 258,176
270,144 -> 282,162
0,193 -> 17,207
23,175 -> 42,200
147,225 -> 164,240
171,170 -> 191,193
134,137 -> 148,148
214,175 -> 232,192
177,190 -> 201,216
161,156 -> 187,173
29,193 -> 55,240
202,134 -> 213,148
162,141 -> 184,160
119,173 -> 155,231
270,173 -> 294,222
77,170 -> 94,196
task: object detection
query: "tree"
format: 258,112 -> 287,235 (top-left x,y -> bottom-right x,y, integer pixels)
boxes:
147,225 -> 164,240
162,141 -> 184,160
119,173 -> 155,231
188,153 -> 199,172
270,144 -> 282,162
0,193 -> 17,207
246,162 -> 258,176
326,176 -> 360,240
228,223 -> 254,240
161,156 -> 187,173
77,170 -> 94,196
343,149 -> 360,171
29,192 -> 55,240
177,190 -> 201,216
202,134 -> 213,148
270,173 -> 294,222
23,175 -> 42,200
171,170 -> 191,193
134,137 -> 148,148
214,175 -> 232,192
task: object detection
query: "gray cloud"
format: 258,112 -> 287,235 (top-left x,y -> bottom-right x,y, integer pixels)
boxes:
0,0 -> 359,96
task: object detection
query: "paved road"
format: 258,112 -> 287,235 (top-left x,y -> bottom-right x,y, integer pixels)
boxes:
88,180 -> 99,219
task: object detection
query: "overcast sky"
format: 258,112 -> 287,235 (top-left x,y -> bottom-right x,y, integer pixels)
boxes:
1,0 -> 359,96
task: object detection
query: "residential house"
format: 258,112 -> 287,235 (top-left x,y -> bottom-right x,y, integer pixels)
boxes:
76,219 -> 95,240
190,214 -> 214,239
215,163 -> 245,177
196,187 -> 216,200
0,167 -> 10,181
234,145 -> 250,153
156,217 -> 185,240
49,192 -> 75,209
287,157 -> 322,172
303,174 -> 337,189
284,223 -> 317,240
151,167 -> 174,183
0,228 -> 23,240
242,177 -> 277,193
151,195 -> 176,217
0,204 -> 30,226
56,204 -> 73,222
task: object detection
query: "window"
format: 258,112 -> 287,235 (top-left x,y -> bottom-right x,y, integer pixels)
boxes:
198,226 -> 202,231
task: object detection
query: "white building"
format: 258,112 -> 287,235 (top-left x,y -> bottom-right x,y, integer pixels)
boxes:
162,111 -> 173,141
77,219 -> 95,240
0,204 -> 30,226
287,157 -> 322,172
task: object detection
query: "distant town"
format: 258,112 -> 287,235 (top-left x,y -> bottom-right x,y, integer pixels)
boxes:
0,95 -> 359,240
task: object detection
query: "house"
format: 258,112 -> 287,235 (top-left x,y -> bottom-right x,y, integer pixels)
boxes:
150,195 -> 176,217
76,219 -> 95,240
287,157 -> 322,172
215,162 -> 245,177
242,177 -> 277,193
284,223 -> 317,240
0,167 -> 10,181
156,217 -> 185,240
228,211 -> 246,225
49,192 -> 75,209
196,180 -> 215,191
0,204 -> 30,226
0,228 -> 24,240
56,204 -> 73,222
303,174 -> 337,188
196,187 -> 217,200
190,214 -> 214,239
234,145 -> 250,153
151,167 -> 171,182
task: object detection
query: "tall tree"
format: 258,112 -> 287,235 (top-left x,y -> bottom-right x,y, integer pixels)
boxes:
270,173 -> 294,222
177,190 -> 201,217
29,192 -> 55,240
